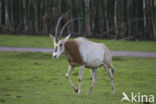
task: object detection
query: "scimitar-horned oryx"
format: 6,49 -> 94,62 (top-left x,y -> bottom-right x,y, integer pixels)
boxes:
50,17 -> 115,94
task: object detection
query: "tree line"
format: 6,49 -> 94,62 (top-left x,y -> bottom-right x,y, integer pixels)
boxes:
0,0 -> 156,40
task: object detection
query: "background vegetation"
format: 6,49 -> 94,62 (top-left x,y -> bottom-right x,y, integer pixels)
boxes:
0,0 -> 156,40
1,35 -> 156,52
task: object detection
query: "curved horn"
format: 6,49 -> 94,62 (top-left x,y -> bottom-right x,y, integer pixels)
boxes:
59,17 -> 83,39
55,17 -> 62,41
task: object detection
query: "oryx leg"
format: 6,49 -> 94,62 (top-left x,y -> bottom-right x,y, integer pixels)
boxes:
66,65 -> 78,93
103,64 -> 115,94
78,66 -> 84,94
87,69 -> 97,94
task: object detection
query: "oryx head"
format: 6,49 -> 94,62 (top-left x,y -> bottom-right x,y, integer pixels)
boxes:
50,17 -> 79,59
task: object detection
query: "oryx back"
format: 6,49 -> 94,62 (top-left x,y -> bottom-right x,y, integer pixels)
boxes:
75,37 -> 106,68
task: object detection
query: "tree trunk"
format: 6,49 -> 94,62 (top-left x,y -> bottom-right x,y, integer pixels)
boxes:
71,0 -> 78,35
0,0 -> 1,24
60,0 -> 67,14
79,0 -> 85,35
104,0 -> 109,38
153,0 -> 156,39
151,0 -> 155,39
127,0 -> 131,37
1,0 -> 5,25
93,0 -> 100,37
143,0 -> 147,37
114,0 -> 118,39
34,0 -> 40,34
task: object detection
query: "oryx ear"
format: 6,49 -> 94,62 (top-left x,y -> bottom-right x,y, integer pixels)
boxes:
63,34 -> 71,43
50,34 -> 55,40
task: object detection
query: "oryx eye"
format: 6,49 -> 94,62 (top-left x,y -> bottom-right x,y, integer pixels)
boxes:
59,44 -> 62,47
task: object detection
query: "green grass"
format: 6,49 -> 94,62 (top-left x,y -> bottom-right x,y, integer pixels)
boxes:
0,34 -> 156,52
0,51 -> 156,104
0,34 -> 156,103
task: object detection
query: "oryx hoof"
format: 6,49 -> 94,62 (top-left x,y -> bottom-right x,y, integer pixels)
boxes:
74,87 -> 78,93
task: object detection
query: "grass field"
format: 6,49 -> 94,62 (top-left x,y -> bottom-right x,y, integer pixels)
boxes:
0,34 -> 156,104
0,34 -> 156,52
0,51 -> 156,104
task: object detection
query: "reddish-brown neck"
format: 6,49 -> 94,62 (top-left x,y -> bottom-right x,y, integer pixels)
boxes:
64,40 -> 84,65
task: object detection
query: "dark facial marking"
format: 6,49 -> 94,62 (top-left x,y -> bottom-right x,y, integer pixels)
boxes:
59,43 -> 62,47
59,43 -> 62,50
54,46 -> 58,52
